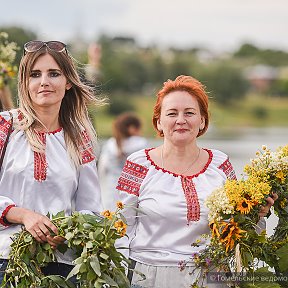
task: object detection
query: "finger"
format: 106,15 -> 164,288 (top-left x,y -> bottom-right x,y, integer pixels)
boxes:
31,230 -> 45,243
43,221 -> 59,235
47,235 -> 65,246
271,193 -> 278,201
38,222 -> 52,237
266,197 -> 274,207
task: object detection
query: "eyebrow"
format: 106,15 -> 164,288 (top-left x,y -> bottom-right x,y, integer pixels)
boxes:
30,68 -> 62,72
166,107 -> 197,111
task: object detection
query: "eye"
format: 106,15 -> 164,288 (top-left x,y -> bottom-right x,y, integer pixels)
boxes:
186,111 -> 195,115
167,112 -> 177,116
49,71 -> 61,77
30,71 -> 41,78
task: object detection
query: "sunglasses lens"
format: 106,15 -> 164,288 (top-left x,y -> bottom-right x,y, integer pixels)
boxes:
24,41 -> 44,52
47,41 -> 66,52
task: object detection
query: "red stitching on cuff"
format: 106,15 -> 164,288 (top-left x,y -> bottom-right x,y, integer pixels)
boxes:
0,204 -> 16,226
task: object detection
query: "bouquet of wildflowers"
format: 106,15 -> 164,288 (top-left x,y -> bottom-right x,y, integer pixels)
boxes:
0,32 -> 18,88
188,145 -> 288,288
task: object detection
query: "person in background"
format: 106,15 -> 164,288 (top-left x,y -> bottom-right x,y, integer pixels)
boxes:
0,85 -> 14,111
98,112 -> 148,211
0,40 -> 103,283
115,75 -> 276,288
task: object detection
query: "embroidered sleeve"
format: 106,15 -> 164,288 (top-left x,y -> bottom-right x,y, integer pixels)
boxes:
218,158 -> 237,180
116,160 -> 148,196
0,197 -> 16,229
0,115 -> 12,158
80,130 -> 95,164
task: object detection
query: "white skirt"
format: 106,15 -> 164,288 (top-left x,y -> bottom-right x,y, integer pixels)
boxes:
131,262 -> 228,288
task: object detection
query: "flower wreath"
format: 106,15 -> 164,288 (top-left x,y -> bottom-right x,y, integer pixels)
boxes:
186,145 -> 288,288
3,203 -> 130,288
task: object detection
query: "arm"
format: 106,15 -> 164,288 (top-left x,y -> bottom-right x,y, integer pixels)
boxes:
2,201 -> 61,249
75,160 -> 103,215
114,159 -> 148,259
115,191 -> 138,259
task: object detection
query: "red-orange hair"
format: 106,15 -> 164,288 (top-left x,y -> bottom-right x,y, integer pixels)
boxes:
152,75 -> 209,137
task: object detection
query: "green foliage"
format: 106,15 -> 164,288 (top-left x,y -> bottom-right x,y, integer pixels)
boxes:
199,62 -> 249,105
234,43 -> 288,67
2,211 -> 130,288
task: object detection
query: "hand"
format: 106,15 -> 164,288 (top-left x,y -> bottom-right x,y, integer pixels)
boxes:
21,210 -> 59,244
47,235 -> 66,250
259,192 -> 278,217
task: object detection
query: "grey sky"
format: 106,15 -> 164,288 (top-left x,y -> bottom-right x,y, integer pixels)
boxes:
1,0 -> 288,52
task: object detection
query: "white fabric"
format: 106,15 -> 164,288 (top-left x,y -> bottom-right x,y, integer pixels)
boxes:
0,110 -> 102,264
131,262 -> 228,288
98,136 -> 148,211
116,148 -> 235,265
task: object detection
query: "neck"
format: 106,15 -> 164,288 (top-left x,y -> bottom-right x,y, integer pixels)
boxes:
161,143 -> 201,175
34,108 -> 60,132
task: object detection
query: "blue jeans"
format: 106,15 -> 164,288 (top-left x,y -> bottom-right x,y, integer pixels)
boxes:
0,259 -> 8,284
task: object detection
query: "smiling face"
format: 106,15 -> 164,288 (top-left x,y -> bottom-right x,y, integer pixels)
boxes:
157,90 -> 205,146
28,53 -> 71,111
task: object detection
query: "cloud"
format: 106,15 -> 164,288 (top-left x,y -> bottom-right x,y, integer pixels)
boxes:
1,0 -> 288,51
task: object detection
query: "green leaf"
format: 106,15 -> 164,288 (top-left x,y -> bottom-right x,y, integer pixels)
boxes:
102,273 -> 119,287
90,255 -> 101,276
24,234 -> 33,243
86,241 -> 93,249
276,243 -> 288,272
99,253 -> 109,260
66,264 -> 80,280
65,232 -> 74,240
44,275 -> 76,288
57,243 -> 68,254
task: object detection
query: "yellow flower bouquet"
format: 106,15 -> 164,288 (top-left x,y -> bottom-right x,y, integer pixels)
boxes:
189,145 -> 288,288
3,203 -> 130,288
0,32 -> 18,89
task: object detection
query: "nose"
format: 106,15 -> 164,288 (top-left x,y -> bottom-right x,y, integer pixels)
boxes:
176,114 -> 187,124
40,75 -> 49,87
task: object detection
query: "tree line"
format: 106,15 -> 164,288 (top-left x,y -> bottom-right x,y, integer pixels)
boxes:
1,26 -> 288,115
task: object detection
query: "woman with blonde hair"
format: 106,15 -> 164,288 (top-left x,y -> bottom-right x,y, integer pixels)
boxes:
0,40 -> 103,282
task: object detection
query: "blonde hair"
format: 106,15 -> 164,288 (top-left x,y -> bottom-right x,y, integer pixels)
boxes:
17,47 -> 106,166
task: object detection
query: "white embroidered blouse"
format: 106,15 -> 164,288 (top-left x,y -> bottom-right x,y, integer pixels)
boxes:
116,147 -> 237,266
0,110 -> 102,264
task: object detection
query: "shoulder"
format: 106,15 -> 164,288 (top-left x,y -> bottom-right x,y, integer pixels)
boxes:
210,149 -> 236,180
126,148 -> 149,166
116,149 -> 150,196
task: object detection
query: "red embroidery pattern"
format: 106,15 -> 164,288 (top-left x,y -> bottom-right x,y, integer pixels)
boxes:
0,204 -> 16,226
0,115 -> 12,157
80,130 -> 95,164
34,133 -> 48,181
181,177 -> 200,223
117,160 -> 148,196
218,158 -> 237,180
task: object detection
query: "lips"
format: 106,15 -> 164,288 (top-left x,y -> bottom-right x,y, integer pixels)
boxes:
38,90 -> 53,94
175,129 -> 188,132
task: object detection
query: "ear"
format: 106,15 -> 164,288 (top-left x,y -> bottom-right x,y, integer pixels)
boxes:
156,119 -> 162,132
66,82 -> 72,90
200,117 -> 205,130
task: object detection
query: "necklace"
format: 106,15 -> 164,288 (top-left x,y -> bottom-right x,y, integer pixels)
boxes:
161,146 -> 201,175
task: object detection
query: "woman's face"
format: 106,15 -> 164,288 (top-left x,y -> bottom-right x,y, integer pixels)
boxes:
157,90 -> 205,146
28,53 -> 71,110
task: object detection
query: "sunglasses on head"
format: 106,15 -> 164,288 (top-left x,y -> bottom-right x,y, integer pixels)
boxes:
24,40 -> 67,55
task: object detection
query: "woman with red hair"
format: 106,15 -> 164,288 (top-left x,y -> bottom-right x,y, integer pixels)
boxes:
115,75 -> 272,287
